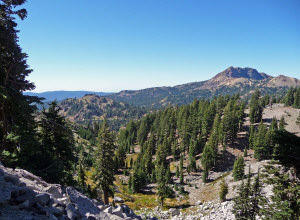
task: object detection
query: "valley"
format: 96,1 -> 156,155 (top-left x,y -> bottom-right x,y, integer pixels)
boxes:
1,1 -> 300,219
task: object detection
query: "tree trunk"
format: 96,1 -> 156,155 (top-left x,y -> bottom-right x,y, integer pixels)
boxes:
103,190 -> 109,205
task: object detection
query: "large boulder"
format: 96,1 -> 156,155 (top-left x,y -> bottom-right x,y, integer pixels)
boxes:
66,186 -> 102,217
45,185 -> 63,199
35,193 -> 51,206
104,206 -> 113,214
112,206 -> 123,218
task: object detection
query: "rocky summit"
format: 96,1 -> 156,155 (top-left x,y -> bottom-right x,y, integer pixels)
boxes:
0,161 -> 140,220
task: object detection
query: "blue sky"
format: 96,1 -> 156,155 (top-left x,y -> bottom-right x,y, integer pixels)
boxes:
17,0 -> 300,92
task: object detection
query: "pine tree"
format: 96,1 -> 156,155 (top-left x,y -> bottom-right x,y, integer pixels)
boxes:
0,0 -> 42,168
233,156 -> 245,181
92,119 -> 115,204
253,121 -> 270,161
249,90 -> 263,124
279,116 -> 286,130
78,149 -> 87,193
180,168 -> 184,185
293,88 -> 300,108
233,167 -> 251,219
188,140 -> 196,172
284,87 -> 294,107
219,179 -> 228,202
156,163 -> 173,206
233,166 -> 263,220
260,165 -> 300,219
233,179 -> 248,219
38,101 -> 75,184
201,143 -> 214,182
248,124 -> 255,149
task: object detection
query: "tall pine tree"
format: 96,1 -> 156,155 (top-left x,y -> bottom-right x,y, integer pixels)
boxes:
93,119 -> 115,204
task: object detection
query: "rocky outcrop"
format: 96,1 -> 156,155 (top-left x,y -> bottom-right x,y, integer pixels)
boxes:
0,162 -> 139,220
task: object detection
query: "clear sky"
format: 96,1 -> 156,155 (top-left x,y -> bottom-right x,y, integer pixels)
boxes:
17,0 -> 300,93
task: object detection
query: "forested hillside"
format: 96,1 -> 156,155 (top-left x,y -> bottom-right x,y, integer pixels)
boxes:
108,67 -> 298,108
59,94 -> 147,130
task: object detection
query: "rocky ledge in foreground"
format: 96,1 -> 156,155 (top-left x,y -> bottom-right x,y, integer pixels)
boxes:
0,161 -> 140,220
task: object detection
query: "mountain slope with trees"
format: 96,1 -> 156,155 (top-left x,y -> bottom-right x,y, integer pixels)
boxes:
58,94 -> 147,130
108,67 -> 300,107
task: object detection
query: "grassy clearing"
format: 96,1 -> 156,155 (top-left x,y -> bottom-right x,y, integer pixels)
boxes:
113,176 -> 191,211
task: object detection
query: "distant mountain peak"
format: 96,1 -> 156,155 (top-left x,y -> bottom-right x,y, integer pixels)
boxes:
215,66 -> 271,80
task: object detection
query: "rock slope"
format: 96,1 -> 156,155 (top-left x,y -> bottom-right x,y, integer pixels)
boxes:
0,161 -> 140,220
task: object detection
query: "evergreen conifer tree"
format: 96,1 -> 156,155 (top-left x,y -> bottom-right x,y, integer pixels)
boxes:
233,156 -> 245,181
92,119 -> 115,204
38,101 -> 75,184
0,0 -> 42,168
249,90 -> 263,124
279,116 -> 285,130
219,179 -> 228,202
180,168 -> 184,185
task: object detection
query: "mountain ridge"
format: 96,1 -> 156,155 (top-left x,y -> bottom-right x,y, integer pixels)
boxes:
26,67 -> 300,108
108,67 -> 300,107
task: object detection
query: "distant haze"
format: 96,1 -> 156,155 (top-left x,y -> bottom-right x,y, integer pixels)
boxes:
24,91 -> 112,102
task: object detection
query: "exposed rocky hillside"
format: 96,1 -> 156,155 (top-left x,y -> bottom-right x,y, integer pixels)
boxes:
200,66 -> 271,90
0,161 -> 140,220
58,94 -> 147,130
267,75 -> 300,88
108,67 -> 300,107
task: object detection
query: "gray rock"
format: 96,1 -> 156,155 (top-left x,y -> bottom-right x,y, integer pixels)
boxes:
121,204 -> 134,216
98,204 -> 109,211
169,208 -> 180,216
45,185 -> 63,199
0,188 -> 11,207
106,213 -> 125,220
36,193 -> 50,206
66,203 -> 79,220
66,186 -> 101,216
104,206 -> 113,214
112,206 -> 123,218
114,196 -> 124,203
